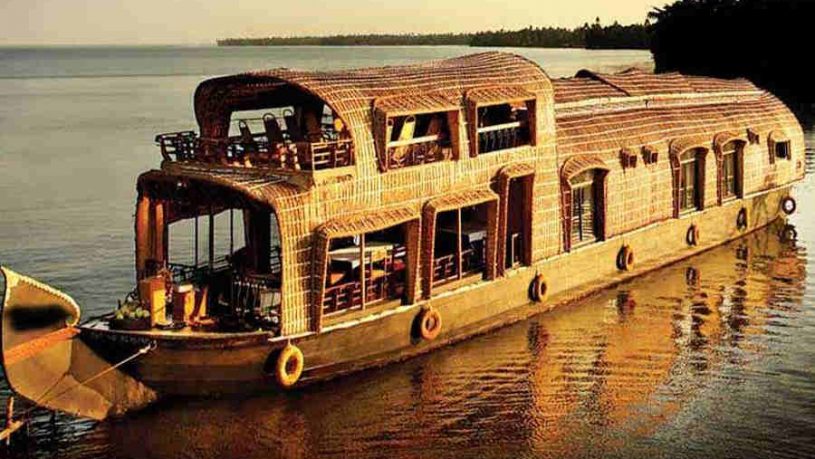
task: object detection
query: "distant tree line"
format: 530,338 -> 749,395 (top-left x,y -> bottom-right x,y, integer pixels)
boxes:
217,20 -> 651,49
471,19 -> 650,49
649,0 -> 815,106
217,33 -> 471,47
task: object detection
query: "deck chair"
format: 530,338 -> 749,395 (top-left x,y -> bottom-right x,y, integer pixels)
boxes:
283,109 -> 304,142
263,113 -> 284,142
390,115 -> 416,168
303,106 -> 324,143
238,120 -> 259,160
262,114 -> 284,167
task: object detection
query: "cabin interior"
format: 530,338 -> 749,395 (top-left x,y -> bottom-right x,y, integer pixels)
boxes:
135,178 -> 284,333
323,224 -> 410,315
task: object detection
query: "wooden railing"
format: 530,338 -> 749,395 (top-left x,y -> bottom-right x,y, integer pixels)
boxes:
323,281 -> 363,315
167,257 -> 231,284
432,243 -> 486,286
323,265 -> 406,316
230,274 -> 282,335
432,253 -> 459,284
386,135 -> 453,169
155,130 -> 353,171
477,122 -> 530,154
156,131 -> 198,161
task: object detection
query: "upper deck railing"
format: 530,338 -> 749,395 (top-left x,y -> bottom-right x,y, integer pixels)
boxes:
155,116 -> 354,172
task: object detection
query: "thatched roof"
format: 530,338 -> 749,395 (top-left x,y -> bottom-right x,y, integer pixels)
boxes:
555,91 -> 795,162
316,205 -> 418,239
137,162 -> 303,214
193,52 -> 552,139
552,68 -> 761,104
149,53 -> 795,214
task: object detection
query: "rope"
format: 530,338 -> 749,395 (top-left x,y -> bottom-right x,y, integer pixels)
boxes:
17,341 -> 156,422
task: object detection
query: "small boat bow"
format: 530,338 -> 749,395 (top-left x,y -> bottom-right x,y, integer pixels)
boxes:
1,267 -> 157,420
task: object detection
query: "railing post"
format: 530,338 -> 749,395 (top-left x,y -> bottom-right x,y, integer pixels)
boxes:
456,209 -> 463,280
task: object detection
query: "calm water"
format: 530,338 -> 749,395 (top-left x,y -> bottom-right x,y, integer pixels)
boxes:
1,46 -> 813,459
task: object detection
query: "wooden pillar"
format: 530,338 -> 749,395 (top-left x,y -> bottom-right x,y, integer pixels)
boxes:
485,200 -> 499,280
404,218 -> 421,305
229,208 -> 234,255
255,211 -> 272,273
208,209 -> 215,271
194,216 -> 199,267
152,201 -> 166,265
135,195 -> 151,280
522,176 -> 534,265
456,208 -> 463,280
421,206 -> 436,300
446,110 -> 460,159
359,233 -> 366,310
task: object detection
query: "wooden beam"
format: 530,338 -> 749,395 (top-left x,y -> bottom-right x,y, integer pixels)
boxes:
153,200 -> 166,265
135,196 -> 151,279
229,208 -> 234,255
360,234 -> 366,310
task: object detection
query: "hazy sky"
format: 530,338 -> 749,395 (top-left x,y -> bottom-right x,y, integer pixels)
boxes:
1,0 -> 660,45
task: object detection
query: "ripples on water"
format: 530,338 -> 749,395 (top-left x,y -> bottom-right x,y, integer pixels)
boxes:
1,47 -> 813,459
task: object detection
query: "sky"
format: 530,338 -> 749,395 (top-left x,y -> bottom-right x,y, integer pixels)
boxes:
1,0 -> 660,45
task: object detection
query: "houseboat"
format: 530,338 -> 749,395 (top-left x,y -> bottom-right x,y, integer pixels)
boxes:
0,52 -> 805,422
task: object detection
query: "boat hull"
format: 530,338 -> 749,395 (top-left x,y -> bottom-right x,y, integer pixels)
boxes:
77,185 -> 795,398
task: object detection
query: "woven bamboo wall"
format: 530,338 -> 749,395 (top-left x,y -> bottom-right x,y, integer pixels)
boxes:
143,52 -> 804,336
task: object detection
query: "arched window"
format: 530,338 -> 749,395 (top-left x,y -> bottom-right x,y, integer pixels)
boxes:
570,170 -> 600,246
679,149 -> 704,213
720,141 -> 743,201
671,147 -> 708,217
560,162 -> 608,252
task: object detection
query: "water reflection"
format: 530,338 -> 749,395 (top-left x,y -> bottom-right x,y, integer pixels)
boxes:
5,218 -> 808,459
2,48 -> 814,459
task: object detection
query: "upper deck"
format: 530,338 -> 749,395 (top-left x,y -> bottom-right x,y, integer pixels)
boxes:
154,52 -> 552,184
153,52 -> 788,191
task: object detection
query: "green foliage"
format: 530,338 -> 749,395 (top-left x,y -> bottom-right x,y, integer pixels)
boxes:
115,300 -> 148,321
649,0 -> 815,104
217,33 -> 471,47
217,21 -> 651,50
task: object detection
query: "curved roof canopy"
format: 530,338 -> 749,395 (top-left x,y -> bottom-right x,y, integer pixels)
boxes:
193,52 -> 553,139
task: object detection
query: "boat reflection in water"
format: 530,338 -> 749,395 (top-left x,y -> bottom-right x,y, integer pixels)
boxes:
10,219 -> 808,458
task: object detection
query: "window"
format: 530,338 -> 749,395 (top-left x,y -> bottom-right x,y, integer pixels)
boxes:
502,175 -> 533,270
775,141 -> 791,160
679,149 -> 703,213
384,111 -> 455,169
570,170 -> 599,247
432,205 -> 490,286
475,100 -> 534,154
169,208 -> 246,272
323,224 -> 411,315
721,142 -> 741,201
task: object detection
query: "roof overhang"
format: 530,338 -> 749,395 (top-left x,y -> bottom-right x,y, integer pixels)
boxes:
137,163 -> 303,220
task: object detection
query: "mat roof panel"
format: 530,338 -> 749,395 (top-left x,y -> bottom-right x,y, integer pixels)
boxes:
554,68 -> 762,105
194,52 -> 553,138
